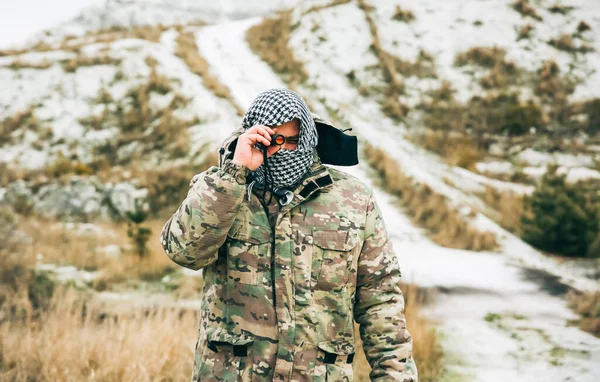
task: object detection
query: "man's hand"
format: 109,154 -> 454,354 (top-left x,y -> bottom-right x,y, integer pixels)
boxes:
232,125 -> 281,170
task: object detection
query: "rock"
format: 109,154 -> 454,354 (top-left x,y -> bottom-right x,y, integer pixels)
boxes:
2,176 -> 149,222
97,244 -> 122,258
488,143 -> 505,157
105,182 -> 149,219
3,180 -> 34,214
34,177 -> 104,220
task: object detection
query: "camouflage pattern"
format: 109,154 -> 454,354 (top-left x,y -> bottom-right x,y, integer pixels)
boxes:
160,121 -> 417,381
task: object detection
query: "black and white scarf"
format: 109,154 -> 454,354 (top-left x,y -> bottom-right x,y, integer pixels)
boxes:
241,88 -> 318,196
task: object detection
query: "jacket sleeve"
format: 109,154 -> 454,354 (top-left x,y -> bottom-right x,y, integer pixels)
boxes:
353,190 -> 418,381
159,159 -> 249,270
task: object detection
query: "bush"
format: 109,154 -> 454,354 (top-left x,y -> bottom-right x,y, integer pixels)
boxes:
583,98 -> 600,135
421,91 -> 543,137
392,5 -> 415,22
512,0 -> 543,21
410,130 -> 482,171
521,166 -> 599,257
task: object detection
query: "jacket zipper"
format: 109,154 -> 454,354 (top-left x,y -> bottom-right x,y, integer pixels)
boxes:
258,195 -> 277,310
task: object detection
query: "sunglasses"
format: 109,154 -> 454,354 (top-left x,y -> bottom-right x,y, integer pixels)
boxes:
270,133 -> 299,146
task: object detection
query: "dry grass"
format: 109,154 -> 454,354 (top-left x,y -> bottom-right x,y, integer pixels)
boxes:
0,287 -> 197,381
303,0 -> 352,15
455,46 -> 508,69
353,284 -> 443,381
577,21 -> 592,33
391,50 -> 437,79
364,143 -> 498,251
176,31 -> 244,115
548,3 -> 575,15
0,205 -> 443,381
61,54 -> 122,73
392,5 -> 416,23
0,208 -> 197,380
0,106 -> 42,145
480,186 -> 525,235
7,214 -> 185,295
455,46 -> 521,89
6,59 -> 53,70
409,129 -> 482,171
512,0 -> 543,21
567,290 -> 600,338
517,23 -> 535,40
548,33 -> 593,54
0,48 -> 28,57
534,60 -> 578,127
358,0 -> 408,120
245,10 -> 308,89
86,72 -> 198,164
420,81 -> 544,138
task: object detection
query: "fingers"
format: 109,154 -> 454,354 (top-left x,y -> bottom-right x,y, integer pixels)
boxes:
247,125 -> 277,141
266,143 -> 281,158
245,133 -> 271,147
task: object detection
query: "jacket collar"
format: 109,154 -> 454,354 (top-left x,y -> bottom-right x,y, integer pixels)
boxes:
218,125 -> 335,210
279,153 -> 334,214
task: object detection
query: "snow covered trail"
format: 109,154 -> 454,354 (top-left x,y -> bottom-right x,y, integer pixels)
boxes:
196,18 -> 600,382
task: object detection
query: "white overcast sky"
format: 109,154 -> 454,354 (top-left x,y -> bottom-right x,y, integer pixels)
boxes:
0,0 -> 103,48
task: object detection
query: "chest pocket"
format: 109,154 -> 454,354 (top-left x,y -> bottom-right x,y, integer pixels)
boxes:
226,218 -> 271,285
311,229 -> 360,292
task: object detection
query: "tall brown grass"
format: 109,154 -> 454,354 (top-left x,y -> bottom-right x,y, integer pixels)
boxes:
303,0 -> 352,15
176,31 -> 244,115
358,0 -> 407,120
480,186 -> 525,235
6,59 -> 53,70
1,207 -> 443,381
512,0 -> 543,21
409,129 -> 482,171
1,213 -> 173,289
364,143 -> 498,251
392,5 -> 416,23
0,106 -> 42,145
61,54 -> 121,72
567,290 -> 600,338
0,287 -> 198,381
245,10 -> 308,88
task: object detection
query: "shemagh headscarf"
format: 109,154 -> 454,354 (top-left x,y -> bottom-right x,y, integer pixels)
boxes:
241,88 -> 318,198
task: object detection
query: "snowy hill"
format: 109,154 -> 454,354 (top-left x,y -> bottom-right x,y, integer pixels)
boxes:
1,1 -> 600,381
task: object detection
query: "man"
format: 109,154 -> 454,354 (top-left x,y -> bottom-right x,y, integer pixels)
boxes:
159,88 -> 417,381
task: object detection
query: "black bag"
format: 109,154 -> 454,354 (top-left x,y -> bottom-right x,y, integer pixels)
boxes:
313,114 -> 359,166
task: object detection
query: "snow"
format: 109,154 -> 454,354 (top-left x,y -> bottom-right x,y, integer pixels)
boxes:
33,0 -> 301,46
0,27 -> 241,169
476,160 -> 514,175
368,0 -> 600,104
517,148 -> 595,168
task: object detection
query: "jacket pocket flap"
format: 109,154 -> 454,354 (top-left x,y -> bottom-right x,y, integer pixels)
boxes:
207,327 -> 255,345
227,218 -> 271,244
312,229 -> 359,251
317,340 -> 356,355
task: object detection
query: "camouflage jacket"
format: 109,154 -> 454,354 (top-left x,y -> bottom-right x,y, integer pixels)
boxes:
159,122 -> 417,381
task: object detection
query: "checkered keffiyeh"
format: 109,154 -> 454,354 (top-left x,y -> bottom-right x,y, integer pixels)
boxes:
242,88 -> 318,191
